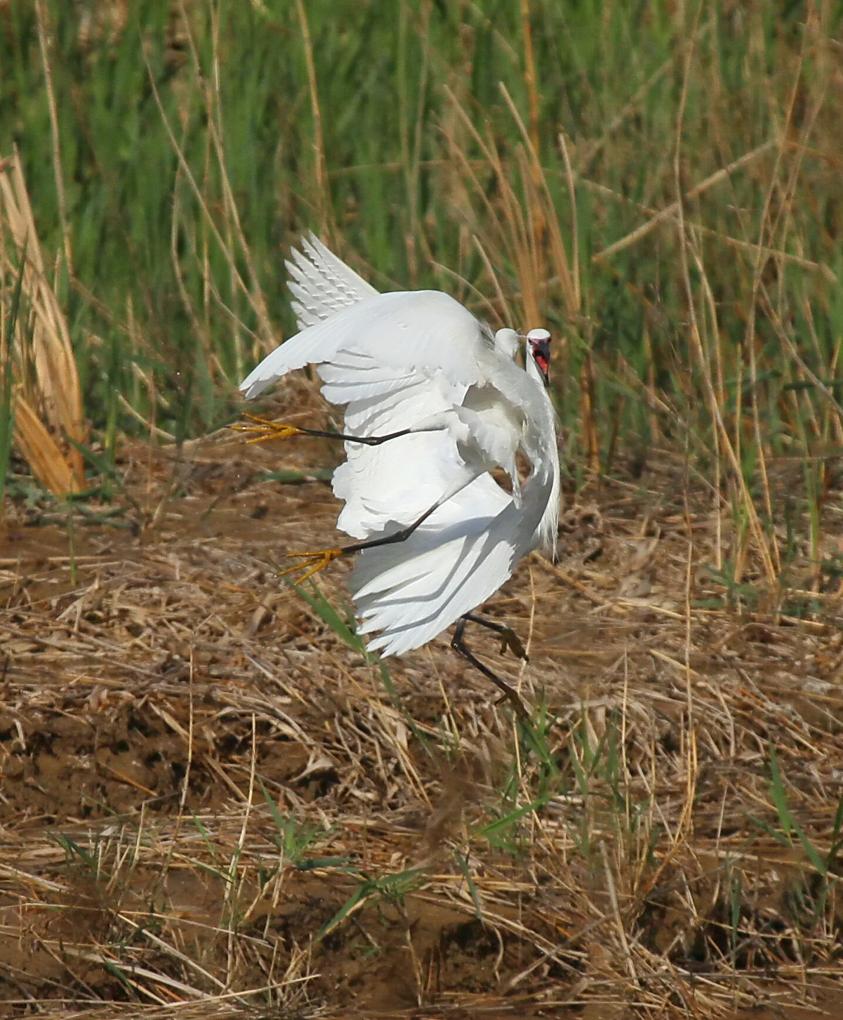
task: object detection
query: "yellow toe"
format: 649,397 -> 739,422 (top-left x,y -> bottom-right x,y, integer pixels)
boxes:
231,415 -> 301,444
280,547 -> 343,583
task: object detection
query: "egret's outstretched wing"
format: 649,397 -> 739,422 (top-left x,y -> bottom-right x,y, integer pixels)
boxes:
240,286 -> 512,537
350,467 -> 556,656
286,234 -> 377,329
240,290 -> 488,399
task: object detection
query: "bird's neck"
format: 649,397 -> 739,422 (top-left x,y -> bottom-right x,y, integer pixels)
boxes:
525,350 -> 561,557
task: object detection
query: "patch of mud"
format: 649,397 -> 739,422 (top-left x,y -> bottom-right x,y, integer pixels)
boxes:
1,447 -> 842,1017
0,697 -> 318,823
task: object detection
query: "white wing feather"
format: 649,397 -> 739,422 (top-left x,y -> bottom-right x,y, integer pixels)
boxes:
239,290 -> 488,400
332,369 -> 474,538
286,234 -> 376,328
351,467 -> 556,656
239,285 -> 505,539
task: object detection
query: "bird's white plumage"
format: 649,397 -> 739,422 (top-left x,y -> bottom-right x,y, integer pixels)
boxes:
285,234 -> 376,327
239,235 -> 560,657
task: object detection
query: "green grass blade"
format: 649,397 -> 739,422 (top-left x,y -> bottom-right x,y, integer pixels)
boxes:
0,242 -> 27,507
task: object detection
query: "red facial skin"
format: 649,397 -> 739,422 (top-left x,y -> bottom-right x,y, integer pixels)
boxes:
529,338 -> 551,384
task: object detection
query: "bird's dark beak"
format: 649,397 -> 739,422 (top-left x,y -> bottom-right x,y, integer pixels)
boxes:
530,339 -> 551,387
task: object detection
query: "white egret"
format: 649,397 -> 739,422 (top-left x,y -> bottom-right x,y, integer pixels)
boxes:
238,236 -> 561,716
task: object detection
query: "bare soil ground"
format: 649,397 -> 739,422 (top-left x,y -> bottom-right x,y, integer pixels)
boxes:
1,428 -> 841,1018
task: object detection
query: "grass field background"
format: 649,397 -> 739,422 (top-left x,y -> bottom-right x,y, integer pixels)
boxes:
1,1 -> 842,1016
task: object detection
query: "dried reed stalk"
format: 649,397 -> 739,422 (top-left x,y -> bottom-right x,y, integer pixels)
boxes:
0,149 -> 86,494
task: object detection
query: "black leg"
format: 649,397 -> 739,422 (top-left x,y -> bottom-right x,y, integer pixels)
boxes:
451,616 -> 530,721
340,501 -> 441,555
233,414 -> 416,447
461,612 -> 529,661
277,424 -> 415,447
280,499 -> 444,582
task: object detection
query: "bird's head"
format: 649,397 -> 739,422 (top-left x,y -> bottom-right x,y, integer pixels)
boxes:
525,327 -> 551,386
493,327 -> 520,360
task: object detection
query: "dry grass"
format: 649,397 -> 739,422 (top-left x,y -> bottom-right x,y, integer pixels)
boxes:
0,151 -> 86,496
0,427 -> 841,1017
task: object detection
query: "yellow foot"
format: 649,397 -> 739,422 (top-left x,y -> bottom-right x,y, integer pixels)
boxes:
230,414 -> 302,444
499,628 -> 528,661
280,547 -> 344,584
